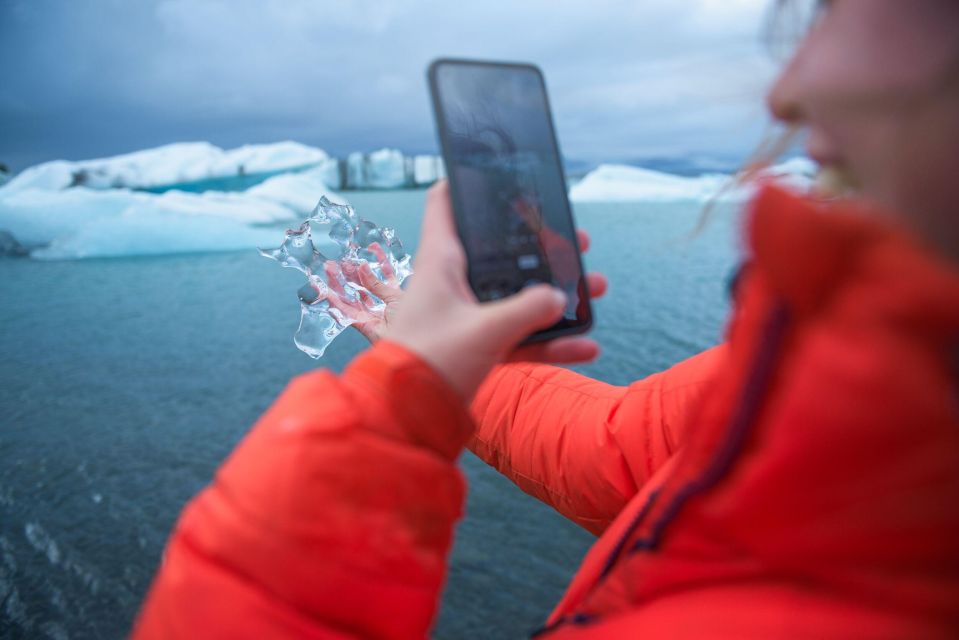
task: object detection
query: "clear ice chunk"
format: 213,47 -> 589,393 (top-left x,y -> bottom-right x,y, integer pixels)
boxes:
260,195 -> 413,358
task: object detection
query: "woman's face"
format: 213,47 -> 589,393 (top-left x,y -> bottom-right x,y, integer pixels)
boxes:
768,0 -> 959,254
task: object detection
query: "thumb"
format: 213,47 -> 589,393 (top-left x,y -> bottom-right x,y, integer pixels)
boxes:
481,285 -> 566,348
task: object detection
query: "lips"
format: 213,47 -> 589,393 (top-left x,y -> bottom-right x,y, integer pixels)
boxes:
803,131 -> 860,196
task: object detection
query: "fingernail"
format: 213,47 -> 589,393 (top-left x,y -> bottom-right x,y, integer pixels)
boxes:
551,288 -> 567,307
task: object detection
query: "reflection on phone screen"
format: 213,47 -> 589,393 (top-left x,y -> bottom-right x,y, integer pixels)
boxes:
434,64 -> 585,322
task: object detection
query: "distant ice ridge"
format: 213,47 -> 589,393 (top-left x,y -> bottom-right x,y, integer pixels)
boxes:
260,196 -> 413,359
569,157 -> 816,202
0,165 -> 338,259
0,141 -> 448,259
2,141 -> 331,193
330,148 -> 446,190
0,138 -> 814,260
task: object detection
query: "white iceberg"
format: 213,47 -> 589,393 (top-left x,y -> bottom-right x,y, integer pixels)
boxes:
569,165 -> 733,203
339,149 -> 444,190
31,207 -> 281,261
366,148 -> 408,189
0,151 -> 341,260
0,185 -> 312,260
245,166 -> 341,216
413,155 -> 446,185
344,148 -> 409,190
568,158 -> 816,203
1,141 -> 329,194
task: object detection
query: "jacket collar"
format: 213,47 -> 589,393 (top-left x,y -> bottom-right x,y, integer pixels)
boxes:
746,184 -> 959,342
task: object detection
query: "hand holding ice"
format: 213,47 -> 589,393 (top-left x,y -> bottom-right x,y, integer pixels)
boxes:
260,196 -> 412,358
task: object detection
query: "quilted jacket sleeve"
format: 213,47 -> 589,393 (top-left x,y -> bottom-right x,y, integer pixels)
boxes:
468,345 -> 727,535
132,341 -> 474,640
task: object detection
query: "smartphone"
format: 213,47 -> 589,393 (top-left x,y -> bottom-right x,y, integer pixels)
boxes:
428,58 -> 592,343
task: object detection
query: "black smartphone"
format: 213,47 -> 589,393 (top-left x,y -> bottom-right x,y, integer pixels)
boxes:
428,58 -> 592,343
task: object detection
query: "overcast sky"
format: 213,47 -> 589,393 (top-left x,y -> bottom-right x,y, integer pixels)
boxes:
0,0 -> 783,172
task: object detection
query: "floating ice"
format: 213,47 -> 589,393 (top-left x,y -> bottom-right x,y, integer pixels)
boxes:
260,196 -> 413,359
568,158 -> 816,203
0,168 -> 338,259
0,141 -> 443,259
569,165 -> 733,203
1,141 -> 330,194
329,148 -> 446,190
413,154 -> 447,185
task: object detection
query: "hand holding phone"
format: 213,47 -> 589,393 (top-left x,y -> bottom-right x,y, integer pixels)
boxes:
428,58 -> 593,343
380,181 -> 600,401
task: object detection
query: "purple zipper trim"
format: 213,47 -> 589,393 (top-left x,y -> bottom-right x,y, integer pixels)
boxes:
627,301 -> 791,552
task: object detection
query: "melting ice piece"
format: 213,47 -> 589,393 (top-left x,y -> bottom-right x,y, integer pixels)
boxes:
259,195 -> 413,358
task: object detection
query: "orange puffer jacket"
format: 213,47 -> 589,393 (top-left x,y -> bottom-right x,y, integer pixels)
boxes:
133,186 -> 959,638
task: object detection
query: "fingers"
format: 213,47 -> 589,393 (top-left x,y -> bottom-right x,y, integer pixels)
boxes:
576,229 -> 590,253
367,242 -> 396,282
357,288 -> 377,309
586,272 -> 608,299
323,281 -> 363,320
508,336 -> 600,365
324,260 -> 348,298
481,284 -> 566,347
324,260 -> 371,315
358,261 -> 402,303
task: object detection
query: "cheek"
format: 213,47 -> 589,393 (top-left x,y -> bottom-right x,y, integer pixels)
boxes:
791,48 -> 958,208
886,97 -> 959,215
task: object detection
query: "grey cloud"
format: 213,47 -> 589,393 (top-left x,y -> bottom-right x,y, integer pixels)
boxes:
0,0 -> 778,171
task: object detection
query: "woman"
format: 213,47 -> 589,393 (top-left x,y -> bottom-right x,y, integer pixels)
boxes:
134,1 -> 959,637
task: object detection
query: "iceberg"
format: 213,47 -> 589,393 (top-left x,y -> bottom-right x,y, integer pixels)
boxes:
32,208 -> 280,260
344,148 -> 408,189
366,148 -> 408,189
568,158 -> 816,203
0,187 -> 300,260
245,166 -> 342,215
413,154 -> 446,185
1,141 -> 329,194
0,140 -> 446,261
1,140 -> 815,261
569,165 -> 734,203
0,158 -> 339,259
335,148 -> 444,190
260,196 -> 413,359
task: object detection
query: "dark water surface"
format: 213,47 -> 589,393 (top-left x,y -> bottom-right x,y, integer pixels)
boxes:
0,189 -> 740,638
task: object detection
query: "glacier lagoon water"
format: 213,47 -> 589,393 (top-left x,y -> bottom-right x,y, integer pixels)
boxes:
0,189 -> 738,638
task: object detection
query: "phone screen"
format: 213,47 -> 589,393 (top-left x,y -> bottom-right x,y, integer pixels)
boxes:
429,59 -> 592,341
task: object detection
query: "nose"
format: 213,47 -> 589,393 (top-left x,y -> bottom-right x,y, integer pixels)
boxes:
767,53 -> 804,124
